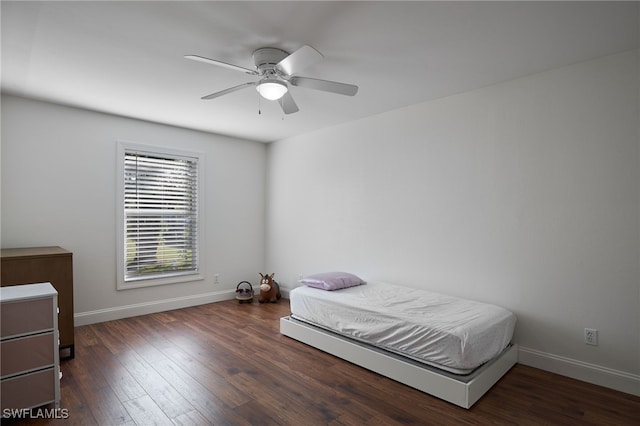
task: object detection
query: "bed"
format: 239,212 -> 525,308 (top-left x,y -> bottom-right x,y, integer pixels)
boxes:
280,275 -> 518,408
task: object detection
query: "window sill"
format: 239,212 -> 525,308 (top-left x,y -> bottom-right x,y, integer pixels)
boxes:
117,272 -> 205,290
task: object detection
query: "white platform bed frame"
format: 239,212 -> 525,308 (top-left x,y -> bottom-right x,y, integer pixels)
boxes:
280,315 -> 518,409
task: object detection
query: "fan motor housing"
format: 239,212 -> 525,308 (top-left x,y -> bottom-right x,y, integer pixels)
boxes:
252,47 -> 288,73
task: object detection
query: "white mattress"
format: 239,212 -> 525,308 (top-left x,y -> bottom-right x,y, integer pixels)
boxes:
289,282 -> 516,374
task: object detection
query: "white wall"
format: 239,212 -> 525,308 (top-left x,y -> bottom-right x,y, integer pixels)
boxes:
1,95 -> 267,324
267,50 -> 639,394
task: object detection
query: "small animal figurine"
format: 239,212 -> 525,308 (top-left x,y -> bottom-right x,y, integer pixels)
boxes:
259,272 -> 281,303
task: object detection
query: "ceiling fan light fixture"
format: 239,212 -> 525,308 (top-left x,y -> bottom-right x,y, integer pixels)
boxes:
256,79 -> 288,100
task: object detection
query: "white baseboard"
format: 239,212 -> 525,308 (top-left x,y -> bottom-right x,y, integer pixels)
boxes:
518,346 -> 640,396
74,290 -> 236,326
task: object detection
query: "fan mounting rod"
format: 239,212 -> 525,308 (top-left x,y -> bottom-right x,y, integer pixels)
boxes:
252,47 -> 288,74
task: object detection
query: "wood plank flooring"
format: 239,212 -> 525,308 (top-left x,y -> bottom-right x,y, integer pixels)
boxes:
4,298 -> 638,425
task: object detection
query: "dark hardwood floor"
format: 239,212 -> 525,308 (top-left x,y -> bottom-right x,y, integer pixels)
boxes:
4,298 -> 639,425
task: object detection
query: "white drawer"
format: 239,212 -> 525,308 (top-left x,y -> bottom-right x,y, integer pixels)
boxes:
1,332 -> 56,378
1,297 -> 54,338
0,368 -> 57,410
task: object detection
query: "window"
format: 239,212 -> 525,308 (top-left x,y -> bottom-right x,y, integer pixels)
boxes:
117,143 -> 204,289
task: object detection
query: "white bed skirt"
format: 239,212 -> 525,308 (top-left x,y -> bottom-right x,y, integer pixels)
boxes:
280,316 -> 518,409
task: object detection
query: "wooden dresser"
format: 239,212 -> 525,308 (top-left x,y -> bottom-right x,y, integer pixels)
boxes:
0,282 -> 61,410
1,247 -> 75,358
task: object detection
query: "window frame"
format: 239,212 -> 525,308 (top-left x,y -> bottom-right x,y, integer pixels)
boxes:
116,141 -> 205,290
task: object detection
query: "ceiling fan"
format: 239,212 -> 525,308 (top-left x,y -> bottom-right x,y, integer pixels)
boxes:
185,45 -> 358,114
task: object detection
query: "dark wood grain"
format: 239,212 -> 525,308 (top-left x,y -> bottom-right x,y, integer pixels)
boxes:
5,298 -> 638,425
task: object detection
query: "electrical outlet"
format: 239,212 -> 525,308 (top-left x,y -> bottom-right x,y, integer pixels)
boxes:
214,274 -> 220,285
584,328 -> 598,346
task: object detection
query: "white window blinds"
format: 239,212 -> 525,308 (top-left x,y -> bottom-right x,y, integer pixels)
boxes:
123,149 -> 199,282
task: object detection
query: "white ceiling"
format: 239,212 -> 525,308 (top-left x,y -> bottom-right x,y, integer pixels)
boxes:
2,1 -> 638,143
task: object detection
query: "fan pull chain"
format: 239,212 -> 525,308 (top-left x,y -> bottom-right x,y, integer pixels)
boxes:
257,90 -> 262,115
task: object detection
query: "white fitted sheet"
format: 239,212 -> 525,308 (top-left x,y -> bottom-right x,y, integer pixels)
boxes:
289,282 -> 516,374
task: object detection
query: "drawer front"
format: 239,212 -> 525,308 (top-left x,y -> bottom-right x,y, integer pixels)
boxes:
0,368 -> 56,410
1,333 -> 56,378
1,297 -> 54,338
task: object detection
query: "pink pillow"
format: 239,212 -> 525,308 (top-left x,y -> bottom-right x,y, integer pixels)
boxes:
299,272 -> 365,291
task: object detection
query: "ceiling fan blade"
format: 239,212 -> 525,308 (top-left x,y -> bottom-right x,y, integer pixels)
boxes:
201,82 -> 256,100
275,45 -> 323,76
279,91 -> 299,114
289,76 -> 358,96
185,55 -> 258,75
